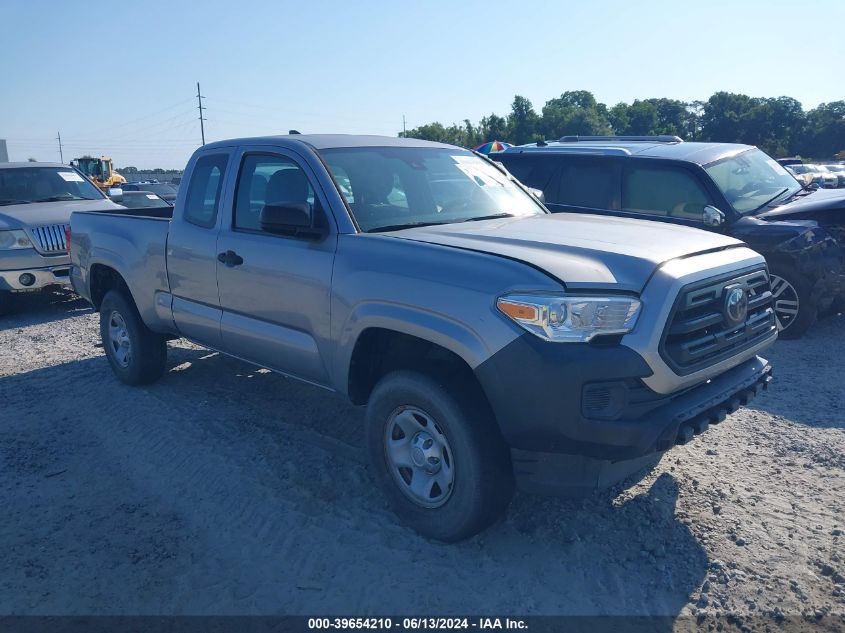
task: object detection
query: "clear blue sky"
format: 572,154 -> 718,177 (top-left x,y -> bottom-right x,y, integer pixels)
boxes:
2,0 -> 843,168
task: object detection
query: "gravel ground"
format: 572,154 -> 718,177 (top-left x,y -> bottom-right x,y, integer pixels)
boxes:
0,290 -> 843,630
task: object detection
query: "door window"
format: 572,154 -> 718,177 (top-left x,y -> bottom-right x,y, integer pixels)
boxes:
547,159 -> 616,210
622,165 -> 710,220
497,155 -> 557,193
183,154 -> 228,228
234,154 -> 315,232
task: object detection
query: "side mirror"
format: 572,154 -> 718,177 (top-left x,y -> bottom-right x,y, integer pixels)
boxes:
528,187 -> 545,203
703,205 -> 725,227
107,187 -> 123,201
259,202 -> 323,238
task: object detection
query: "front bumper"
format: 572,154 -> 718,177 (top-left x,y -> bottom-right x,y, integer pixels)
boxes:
510,357 -> 771,495
475,331 -> 772,496
0,264 -> 72,291
0,249 -> 71,292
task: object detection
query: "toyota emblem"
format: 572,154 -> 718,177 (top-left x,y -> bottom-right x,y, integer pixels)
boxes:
724,286 -> 748,325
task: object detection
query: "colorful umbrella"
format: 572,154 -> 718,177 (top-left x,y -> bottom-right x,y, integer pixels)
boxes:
473,141 -> 512,154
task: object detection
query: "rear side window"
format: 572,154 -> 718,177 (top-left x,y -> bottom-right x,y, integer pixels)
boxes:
622,165 -> 710,219
233,154 -> 315,232
183,154 -> 228,228
547,159 -> 616,210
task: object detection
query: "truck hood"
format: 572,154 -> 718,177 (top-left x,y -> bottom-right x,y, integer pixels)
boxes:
756,187 -> 845,225
0,198 -> 119,230
389,213 -> 742,292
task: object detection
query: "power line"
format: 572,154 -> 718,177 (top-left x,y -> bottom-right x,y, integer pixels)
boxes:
71,97 -> 195,140
56,132 -> 63,163
197,82 -> 206,145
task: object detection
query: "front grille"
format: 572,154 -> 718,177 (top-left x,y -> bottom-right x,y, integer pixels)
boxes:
29,224 -> 69,254
661,267 -> 776,375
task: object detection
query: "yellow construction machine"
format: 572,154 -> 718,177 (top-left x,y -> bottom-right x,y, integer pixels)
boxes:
70,156 -> 127,190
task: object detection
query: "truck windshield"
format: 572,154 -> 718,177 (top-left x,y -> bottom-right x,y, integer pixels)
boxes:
319,147 -> 546,232
705,148 -> 802,214
0,167 -> 105,206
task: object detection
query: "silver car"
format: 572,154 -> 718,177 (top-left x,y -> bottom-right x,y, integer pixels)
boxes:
823,164 -> 845,188
789,163 -> 839,188
0,162 -> 120,314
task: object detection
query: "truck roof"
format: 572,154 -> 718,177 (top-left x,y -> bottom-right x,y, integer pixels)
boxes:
0,162 -> 72,169
201,134 -> 458,151
499,140 -> 756,166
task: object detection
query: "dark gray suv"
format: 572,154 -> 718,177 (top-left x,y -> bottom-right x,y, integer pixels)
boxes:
493,136 -> 845,338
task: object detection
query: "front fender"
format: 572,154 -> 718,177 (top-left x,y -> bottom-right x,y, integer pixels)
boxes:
332,300 -> 511,399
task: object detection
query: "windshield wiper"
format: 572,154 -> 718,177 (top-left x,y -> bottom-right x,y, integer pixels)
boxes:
32,195 -> 88,203
753,187 -> 790,212
0,199 -> 31,206
366,221 -> 451,233
460,213 -> 515,223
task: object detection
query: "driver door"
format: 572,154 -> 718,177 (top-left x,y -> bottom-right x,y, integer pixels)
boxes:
215,148 -> 338,385
618,162 -> 720,230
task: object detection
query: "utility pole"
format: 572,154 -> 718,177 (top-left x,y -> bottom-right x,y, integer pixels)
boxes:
56,131 -> 64,163
196,82 -> 206,145
402,115 -> 406,138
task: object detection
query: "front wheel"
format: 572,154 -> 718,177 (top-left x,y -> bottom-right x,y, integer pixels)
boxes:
99,290 -> 167,385
768,267 -> 816,339
366,371 -> 513,542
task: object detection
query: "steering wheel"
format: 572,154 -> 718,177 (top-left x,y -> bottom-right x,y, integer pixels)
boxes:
437,198 -> 474,214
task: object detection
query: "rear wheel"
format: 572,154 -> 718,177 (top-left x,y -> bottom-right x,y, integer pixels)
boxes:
366,370 -> 513,542
768,266 -> 816,339
99,290 -> 167,385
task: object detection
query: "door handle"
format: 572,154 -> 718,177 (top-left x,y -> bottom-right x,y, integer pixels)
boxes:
217,250 -> 244,267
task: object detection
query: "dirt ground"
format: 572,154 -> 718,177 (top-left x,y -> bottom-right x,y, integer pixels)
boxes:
1,290 -> 843,630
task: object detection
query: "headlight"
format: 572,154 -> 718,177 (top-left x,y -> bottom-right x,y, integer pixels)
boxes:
0,230 -> 32,250
497,294 -> 641,342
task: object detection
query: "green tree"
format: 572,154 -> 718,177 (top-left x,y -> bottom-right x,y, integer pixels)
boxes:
403,121 -> 477,147
700,92 -> 756,143
399,89 -> 840,158
540,91 -> 612,138
686,101 -> 705,140
742,96 -> 805,157
478,113 -> 508,142
507,95 -> 540,145
650,98 -> 693,137
608,103 -> 629,135
622,100 -> 659,135
801,101 -> 845,158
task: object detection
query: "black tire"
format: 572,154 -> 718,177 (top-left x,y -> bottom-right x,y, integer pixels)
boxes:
768,265 -> 817,339
366,370 -> 513,542
99,289 -> 167,385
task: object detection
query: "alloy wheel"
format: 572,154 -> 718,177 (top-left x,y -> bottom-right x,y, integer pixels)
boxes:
769,274 -> 800,333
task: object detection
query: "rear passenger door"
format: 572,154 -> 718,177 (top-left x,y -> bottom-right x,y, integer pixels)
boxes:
167,150 -> 232,346
542,157 -> 620,215
214,147 -> 337,385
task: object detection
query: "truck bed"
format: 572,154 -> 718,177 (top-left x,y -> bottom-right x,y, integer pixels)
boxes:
69,210 -> 174,333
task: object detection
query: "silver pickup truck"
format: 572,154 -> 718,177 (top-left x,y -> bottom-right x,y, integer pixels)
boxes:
69,135 -> 777,541
0,162 -> 120,314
